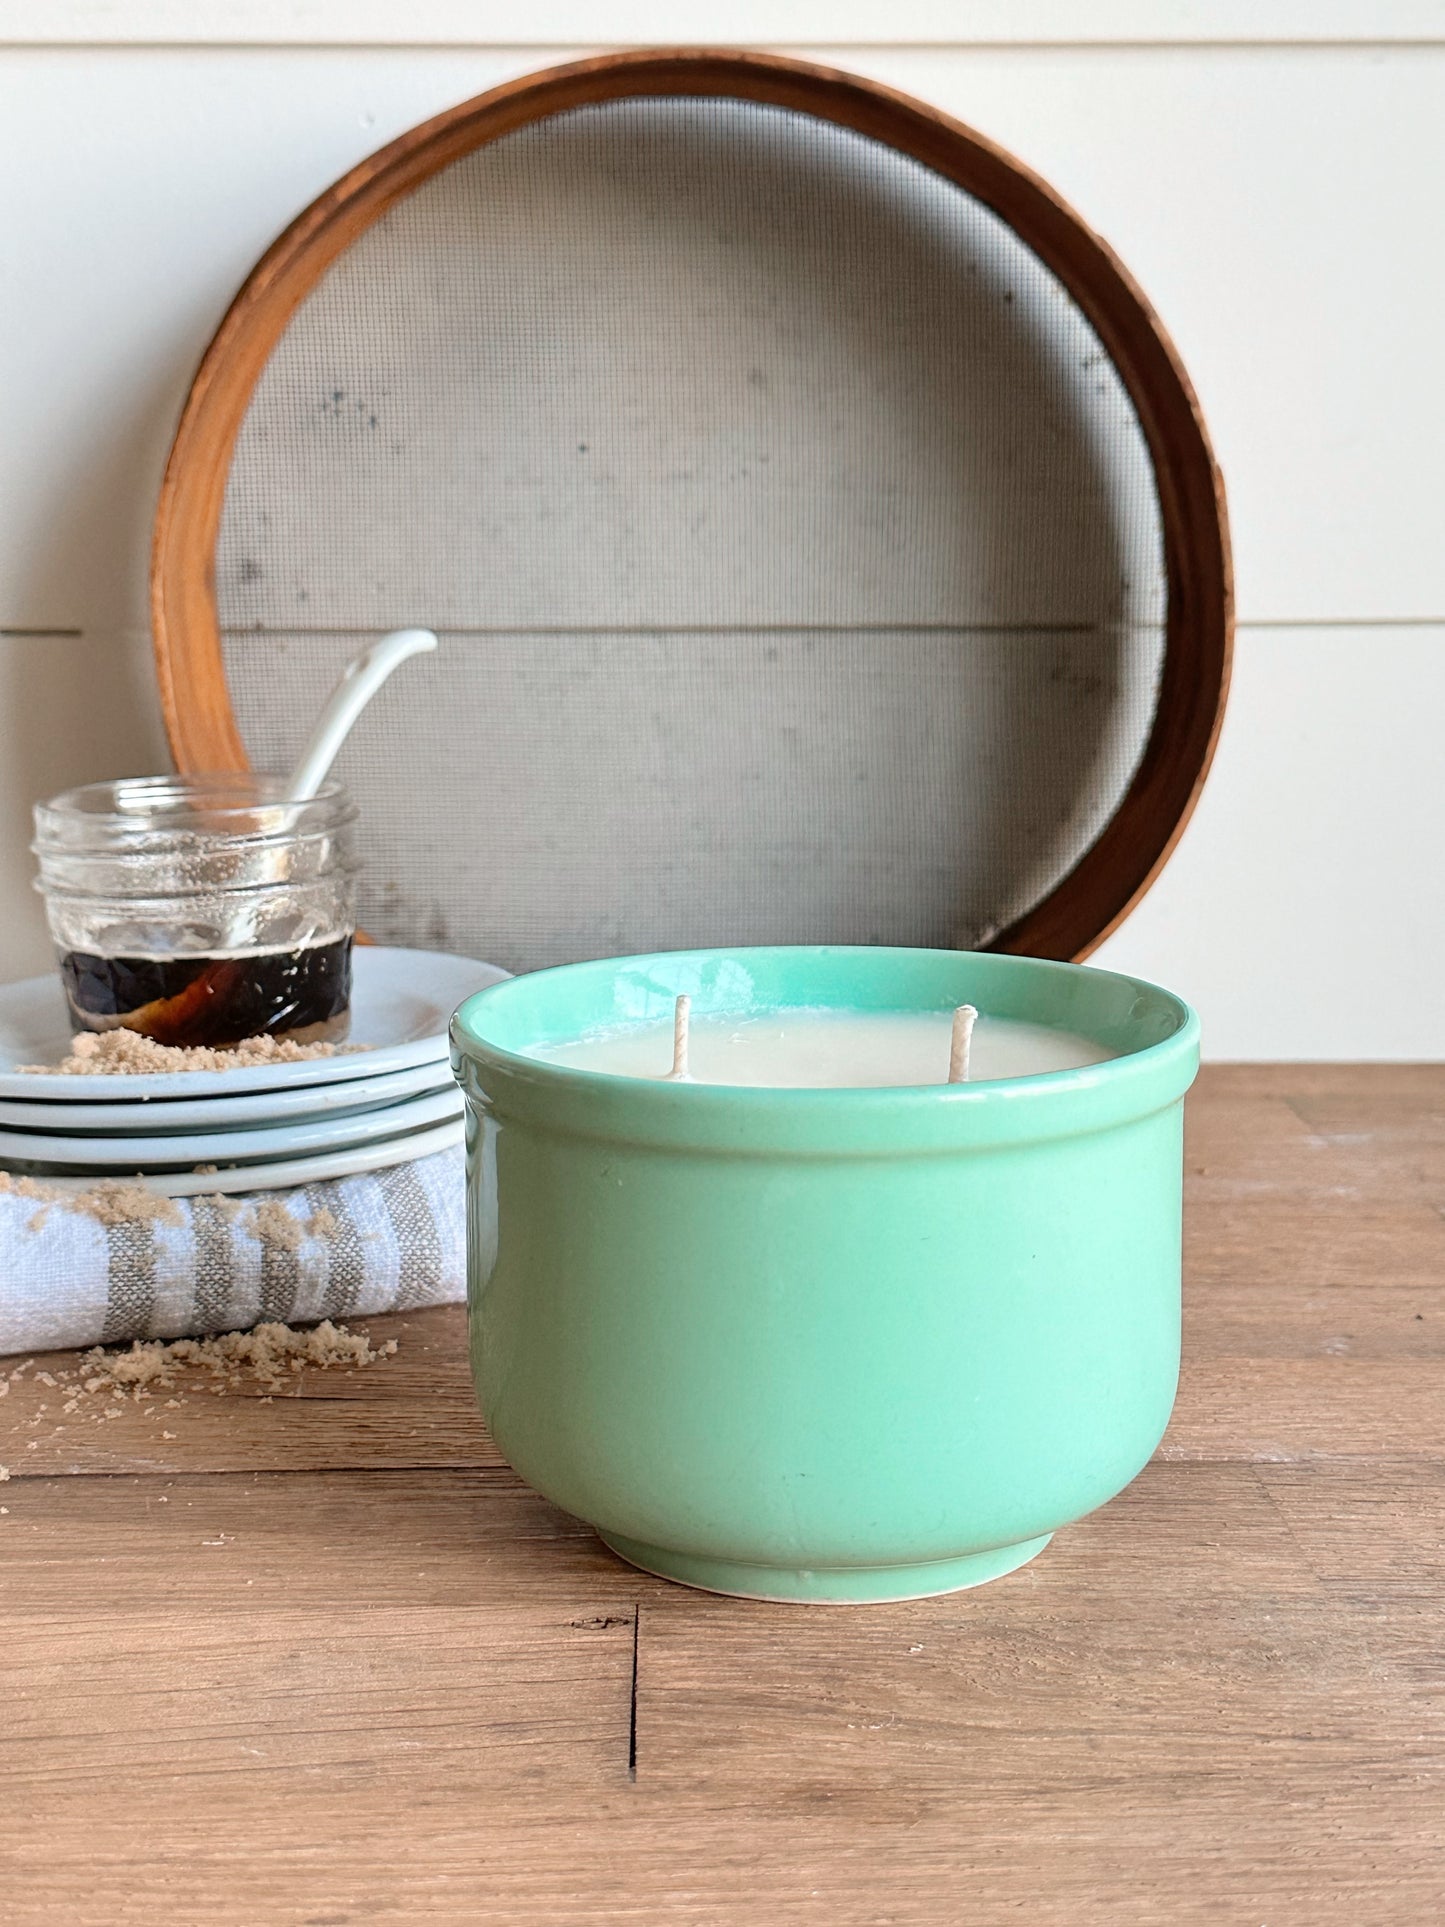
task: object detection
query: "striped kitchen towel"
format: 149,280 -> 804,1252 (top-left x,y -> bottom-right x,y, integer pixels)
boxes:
0,1146 -> 465,1356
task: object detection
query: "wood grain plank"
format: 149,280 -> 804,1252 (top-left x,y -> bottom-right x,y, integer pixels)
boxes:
1191,1063 -> 1445,1104
1186,1069 -> 1445,1206
632,1462 -> 1439,1791
0,1470 -> 654,1618
4,1802 -> 1443,1927
0,1307 -> 497,1478
1259,1458 -> 1445,1594
5,1465 -> 1441,1926
3,1602 -> 637,1797
1166,1357 -> 1445,1461
4,1068 -> 1445,1925
9,1314 -> 1441,1476
1183,1198 -> 1445,1363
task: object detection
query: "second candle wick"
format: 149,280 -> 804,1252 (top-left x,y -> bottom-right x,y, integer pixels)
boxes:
948,1004 -> 978,1084
665,993 -> 693,1082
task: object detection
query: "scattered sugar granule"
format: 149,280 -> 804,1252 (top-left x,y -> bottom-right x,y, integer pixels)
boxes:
21,1028 -> 367,1077
240,1198 -> 340,1252
0,1321 -> 395,1435
3,1172 -> 351,1252
2,1170 -> 183,1232
84,1345 -> 172,1394
77,1319 -> 397,1398
0,1466 -> 9,1481
34,1371 -> 55,1387
86,1183 -> 184,1228
0,1179 -> 54,1208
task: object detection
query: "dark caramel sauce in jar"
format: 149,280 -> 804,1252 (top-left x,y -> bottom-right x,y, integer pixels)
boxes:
58,936 -> 353,1048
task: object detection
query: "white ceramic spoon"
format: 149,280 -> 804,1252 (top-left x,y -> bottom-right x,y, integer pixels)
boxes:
287,628 -> 438,799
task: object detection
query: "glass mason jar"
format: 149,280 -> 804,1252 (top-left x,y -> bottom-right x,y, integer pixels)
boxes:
32,775 -> 359,1048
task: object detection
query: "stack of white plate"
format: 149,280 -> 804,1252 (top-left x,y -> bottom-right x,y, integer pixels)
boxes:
0,947 -> 506,1196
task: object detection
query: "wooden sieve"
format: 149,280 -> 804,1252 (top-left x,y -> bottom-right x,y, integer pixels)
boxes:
151,49 -> 1231,975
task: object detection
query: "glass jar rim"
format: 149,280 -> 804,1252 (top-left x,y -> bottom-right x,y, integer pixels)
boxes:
32,822 -> 357,862
33,773 -> 357,842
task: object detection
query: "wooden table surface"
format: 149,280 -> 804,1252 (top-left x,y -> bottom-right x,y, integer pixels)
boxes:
3,1064 -> 1443,1925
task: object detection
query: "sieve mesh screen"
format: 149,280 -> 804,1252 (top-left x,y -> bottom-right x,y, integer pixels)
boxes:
216,97 -> 1166,971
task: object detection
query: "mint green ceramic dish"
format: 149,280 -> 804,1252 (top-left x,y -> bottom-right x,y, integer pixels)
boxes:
450,947 -> 1198,1603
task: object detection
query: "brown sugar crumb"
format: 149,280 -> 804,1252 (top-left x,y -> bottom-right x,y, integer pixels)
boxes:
77,1319 -> 398,1398
0,1179 -> 52,1204
240,1198 -> 340,1252
0,1320 -> 396,1435
0,1174 -> 62,1232
4,1175 -> 342,1249
0,1171 -> 184,1231
21,1029 -> 368,1076
67,1181 -> 183,1229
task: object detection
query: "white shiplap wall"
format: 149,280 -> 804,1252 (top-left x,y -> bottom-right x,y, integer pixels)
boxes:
2,4 -> 1442,1056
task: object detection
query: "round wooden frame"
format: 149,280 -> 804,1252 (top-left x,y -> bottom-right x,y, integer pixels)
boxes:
151,47 -> 1232,962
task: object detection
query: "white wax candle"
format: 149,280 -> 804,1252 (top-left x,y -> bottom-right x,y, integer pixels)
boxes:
528,1008 -> 1113,1088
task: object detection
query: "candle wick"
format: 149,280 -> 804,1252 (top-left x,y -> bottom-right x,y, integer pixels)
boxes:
664,993 -> 693,1082
947,1005 -> 978,1084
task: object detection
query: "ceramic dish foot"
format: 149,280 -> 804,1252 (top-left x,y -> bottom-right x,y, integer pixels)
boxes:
598,1531 -> 1053,1603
